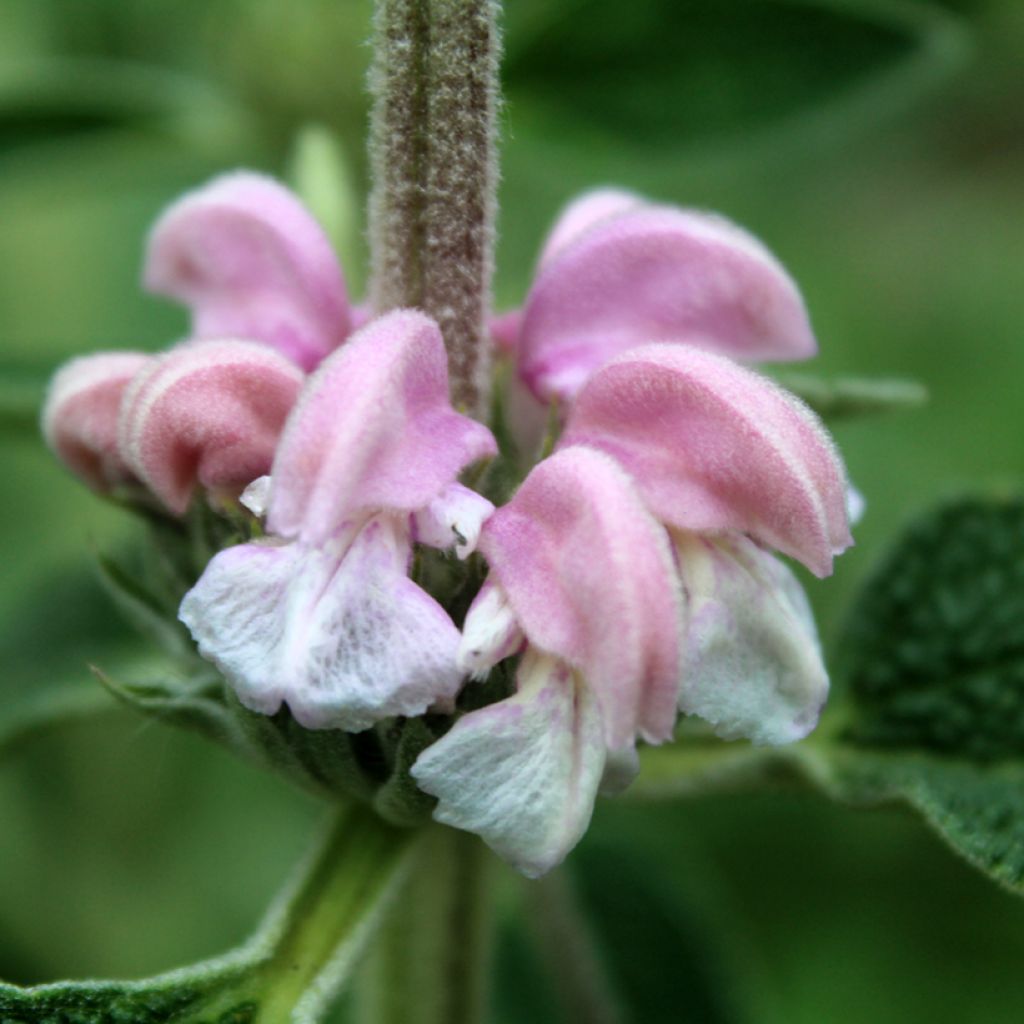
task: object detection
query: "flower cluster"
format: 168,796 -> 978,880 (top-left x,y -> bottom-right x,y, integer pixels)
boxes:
44,173 -> 851,877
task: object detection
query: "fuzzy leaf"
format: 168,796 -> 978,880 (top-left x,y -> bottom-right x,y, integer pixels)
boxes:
839,497 -> 1024,760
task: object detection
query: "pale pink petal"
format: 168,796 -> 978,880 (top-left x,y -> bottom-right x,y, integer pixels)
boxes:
118,339 -> 304,515
518,205 -> 816,402
479,446 -> 681,749
489,309 -> 523,354
457,580 -> 525,679
144,171 -> 350,371
179,514 -> 463,731
42,352 -> 150,492
676,532 -> 828,745
562,344 -> 852,577
412,482 -> 494,558
412,650 -> 606,878
268,310 -> 497,544
536,187 -> 643,269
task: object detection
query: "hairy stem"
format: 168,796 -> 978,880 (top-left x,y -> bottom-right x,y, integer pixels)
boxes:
368,0 -> 501,416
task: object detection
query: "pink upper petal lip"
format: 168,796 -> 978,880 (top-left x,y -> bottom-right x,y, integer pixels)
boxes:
517,202 -> 816,403
561,343 -> 852,577
268,309 -> 498,544
118,338 -> 305,515
144,171 -> 351,371
478,445 -> 681,749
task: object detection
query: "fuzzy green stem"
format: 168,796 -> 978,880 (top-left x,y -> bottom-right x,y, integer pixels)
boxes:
368,0 -> 501,417
355,825 -> 495,1024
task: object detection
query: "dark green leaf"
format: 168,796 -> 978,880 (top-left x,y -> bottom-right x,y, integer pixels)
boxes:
840,496 -> 1024,760
505,0 -> 969,156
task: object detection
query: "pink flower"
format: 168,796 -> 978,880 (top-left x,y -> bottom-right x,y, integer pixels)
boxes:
414,344 -> 851,874
179,310 -> 497,731
144,171 -> 351,371
493,188 -> 816,441
44,171 -> 356,510
117,340 -> 304,514
41,352 -> 151,493
561,343 -> 850,747
413,446 -> 681,877
526,188 -> 814,395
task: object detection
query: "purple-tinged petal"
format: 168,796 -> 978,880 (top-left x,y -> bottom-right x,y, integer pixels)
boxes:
676,532 -> 828,745
144,172 -> 350,371
118,339 -> 304,515
562,344 -> 852,577
518,205 -> 816,402
412,482 -> 494,558
42,352 -> 150,492
479,446 -> 681,749
268,310 -> 497,544
412,650 -> 606,878
457,580 -> 525,679
536,187 -> 642,269
179,513 -> 463,731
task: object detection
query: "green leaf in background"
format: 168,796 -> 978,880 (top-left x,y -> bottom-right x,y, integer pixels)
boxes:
287,124 -> 365,293
837,497 -> 1024,759
504,0 -> 969,158
0,804 -> 413,1024
772,373 -> 928,421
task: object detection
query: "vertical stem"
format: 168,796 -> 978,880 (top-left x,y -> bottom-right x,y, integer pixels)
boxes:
356,825 -> 495,1024
421,0 -> 500,417
368,0 -> 430,313
368,0 -> 501,417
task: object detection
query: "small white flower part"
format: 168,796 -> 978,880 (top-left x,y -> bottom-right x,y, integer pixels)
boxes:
675,532 -> 828,746
412,482 -> 495,558
457,580 -> 525,679
240,475 -> 272,518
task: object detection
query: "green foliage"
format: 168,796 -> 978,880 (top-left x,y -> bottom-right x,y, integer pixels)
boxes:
840,497 -> 1024,760
0,804 -> 413,1024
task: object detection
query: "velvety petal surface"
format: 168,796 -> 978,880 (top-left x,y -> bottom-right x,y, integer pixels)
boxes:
412,650 -> 606,878
479,446 -> 681,748
42,351 -> 150,491
268,310 -> 497,544
518,204 -> 816,402
144,171 -> 350,370
675,532 -> 828,745
118,339 -> 304,515
536,188 -> 642,269
562,344 -> 851,577
179,514 -> 463,731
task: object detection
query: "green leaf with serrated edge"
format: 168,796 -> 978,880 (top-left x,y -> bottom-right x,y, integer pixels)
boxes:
772,373 -> 928,421
0,805 -> 414,1024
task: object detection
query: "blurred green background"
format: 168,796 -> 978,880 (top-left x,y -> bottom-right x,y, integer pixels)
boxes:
1,0 -> 1023,1021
